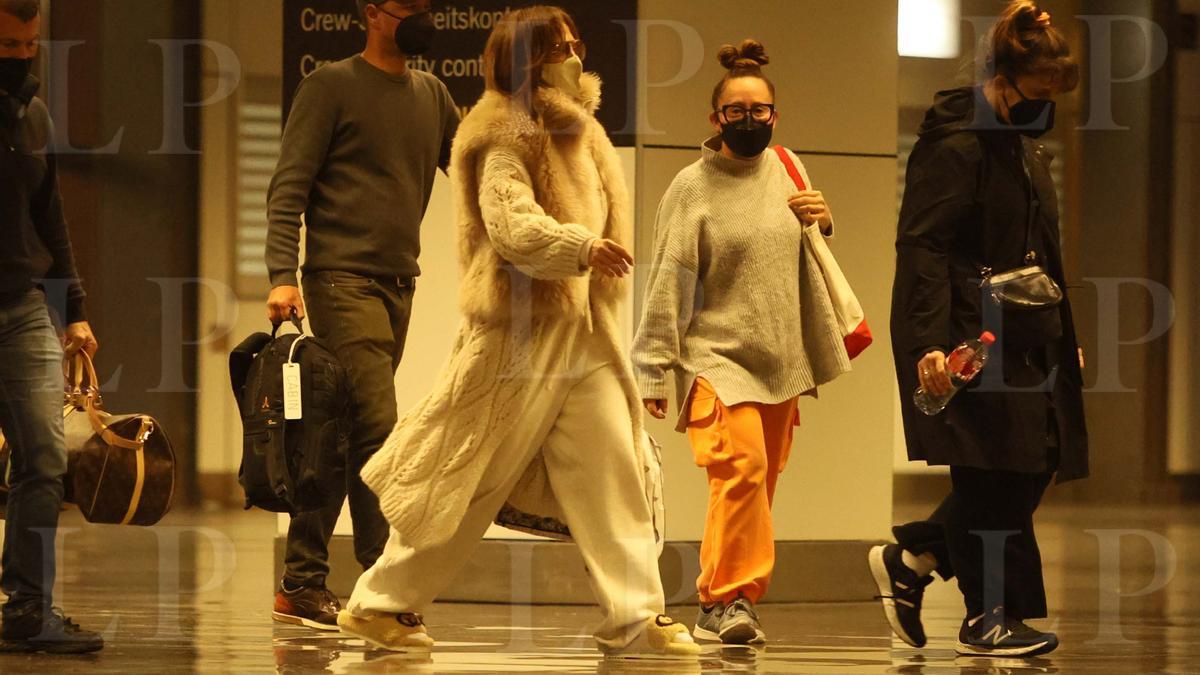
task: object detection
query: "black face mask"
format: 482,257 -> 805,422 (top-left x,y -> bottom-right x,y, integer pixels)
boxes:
0,57 -> 32,96
393,11 -> 435,56
720,118 -> 774,158
1006,80 -> 1056,138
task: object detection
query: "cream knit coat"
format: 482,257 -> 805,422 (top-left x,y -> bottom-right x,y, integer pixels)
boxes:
360,74 -> 663,550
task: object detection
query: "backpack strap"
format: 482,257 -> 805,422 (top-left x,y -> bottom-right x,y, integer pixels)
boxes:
229,332 -> 273,412
773,145 -> 808,191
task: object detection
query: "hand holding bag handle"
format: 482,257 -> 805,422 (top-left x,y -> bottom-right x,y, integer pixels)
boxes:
773,146 -> 873,359
65,351 -> 153,453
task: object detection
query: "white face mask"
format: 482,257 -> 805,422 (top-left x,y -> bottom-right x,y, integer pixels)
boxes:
541,55 -> 583,100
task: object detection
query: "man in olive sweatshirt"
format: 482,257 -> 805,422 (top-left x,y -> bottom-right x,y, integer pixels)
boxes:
264,0 -> 459,630
0,0 -> 103,655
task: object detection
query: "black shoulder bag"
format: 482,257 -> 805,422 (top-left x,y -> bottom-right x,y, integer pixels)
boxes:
978,152 -> 1064,349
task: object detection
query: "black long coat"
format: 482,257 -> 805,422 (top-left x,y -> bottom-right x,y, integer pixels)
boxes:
891,87 -> 1089,482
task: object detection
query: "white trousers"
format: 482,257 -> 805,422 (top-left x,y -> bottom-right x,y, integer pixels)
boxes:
347,319 -> 666,650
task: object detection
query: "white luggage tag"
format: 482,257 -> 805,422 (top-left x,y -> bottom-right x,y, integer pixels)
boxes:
283,336 -> 306,420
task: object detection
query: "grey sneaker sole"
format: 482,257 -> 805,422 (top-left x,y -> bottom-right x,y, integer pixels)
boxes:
272,610 -> 339,632
869,545 -> 922,648
692,626 -> 721,642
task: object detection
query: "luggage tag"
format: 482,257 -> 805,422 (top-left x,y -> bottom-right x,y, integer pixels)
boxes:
283,336 -> 306,420
283,364 -> 302,420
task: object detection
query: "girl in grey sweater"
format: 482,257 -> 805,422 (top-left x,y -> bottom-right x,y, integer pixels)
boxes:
632,39 -> 845,645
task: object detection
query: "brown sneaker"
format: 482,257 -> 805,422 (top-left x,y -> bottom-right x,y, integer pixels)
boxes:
273,583 -> 341,631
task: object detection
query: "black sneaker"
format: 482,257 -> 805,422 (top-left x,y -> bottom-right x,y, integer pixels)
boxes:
869,544 -> 933,648
692,602 -> 723,642
955,607 -> 1059,657
273,582 -> 341,631
718,595 -> 765,645
0,605 -> 104,654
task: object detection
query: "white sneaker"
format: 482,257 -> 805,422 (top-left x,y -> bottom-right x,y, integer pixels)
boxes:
603,615 -> 702,660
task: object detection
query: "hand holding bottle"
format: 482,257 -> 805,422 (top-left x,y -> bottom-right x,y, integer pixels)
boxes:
914,332 -> 996,416
917,350 -> 954,397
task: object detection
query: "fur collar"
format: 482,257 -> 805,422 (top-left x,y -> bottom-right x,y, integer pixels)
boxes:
536,71 -> 602,132
457,72 -> 603,148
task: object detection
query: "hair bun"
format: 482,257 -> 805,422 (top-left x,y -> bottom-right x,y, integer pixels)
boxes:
1012,1 -> 1047,31
718,39 -> 770,72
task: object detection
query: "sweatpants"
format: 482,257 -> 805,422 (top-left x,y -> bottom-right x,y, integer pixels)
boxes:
893,467 -> 1054,620
346,318 -> 665,650
685,377 -> 799,605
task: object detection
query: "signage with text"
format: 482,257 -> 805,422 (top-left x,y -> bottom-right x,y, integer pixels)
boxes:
283,1 -> 639,145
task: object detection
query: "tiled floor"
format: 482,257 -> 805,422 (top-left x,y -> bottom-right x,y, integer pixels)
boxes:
0,503 -> 1197,673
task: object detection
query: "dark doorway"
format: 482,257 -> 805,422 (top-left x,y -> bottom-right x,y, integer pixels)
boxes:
47,0 -> 203,505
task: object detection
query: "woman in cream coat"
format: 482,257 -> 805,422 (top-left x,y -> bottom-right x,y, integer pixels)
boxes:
334,5 -> 699,661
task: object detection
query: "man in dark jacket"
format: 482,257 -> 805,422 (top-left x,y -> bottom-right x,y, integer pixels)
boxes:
0,0 -> 103,654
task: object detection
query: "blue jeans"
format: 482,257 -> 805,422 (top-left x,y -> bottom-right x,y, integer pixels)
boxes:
0,289 -> 68,612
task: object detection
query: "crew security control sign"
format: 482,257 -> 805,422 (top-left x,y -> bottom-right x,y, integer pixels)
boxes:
283,1 -> 639,146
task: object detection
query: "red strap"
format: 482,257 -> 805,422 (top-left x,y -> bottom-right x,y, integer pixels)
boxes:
773,145 -> 807,191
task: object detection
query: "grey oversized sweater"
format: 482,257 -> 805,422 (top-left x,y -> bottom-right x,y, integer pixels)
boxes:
632,137 -> 843,424
266,56 -> 459,287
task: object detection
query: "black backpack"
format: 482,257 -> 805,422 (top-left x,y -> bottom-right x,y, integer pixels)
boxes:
229,317 -> 350,514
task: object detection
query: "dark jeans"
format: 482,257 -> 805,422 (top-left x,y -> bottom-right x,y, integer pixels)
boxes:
283,272 -> 414,589
0,290 -> 68,614
894,467 -> 1053,620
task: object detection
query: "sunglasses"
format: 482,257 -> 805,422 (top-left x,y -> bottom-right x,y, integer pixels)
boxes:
547,39 -> 586,63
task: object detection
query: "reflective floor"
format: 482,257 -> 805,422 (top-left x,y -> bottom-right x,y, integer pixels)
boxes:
0,503 -> 1197,673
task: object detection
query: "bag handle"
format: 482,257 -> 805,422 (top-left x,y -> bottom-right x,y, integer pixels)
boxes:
63,352 -> 149,452
63,349 -> 101,400
773,145 -> 808,191
271,310 -> 305,338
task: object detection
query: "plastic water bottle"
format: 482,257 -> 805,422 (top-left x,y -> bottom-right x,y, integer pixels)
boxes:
913,332 -> 997,416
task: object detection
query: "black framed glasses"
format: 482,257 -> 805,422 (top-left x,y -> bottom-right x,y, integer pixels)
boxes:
719,103 -> 776,124
547,39 -> 587,63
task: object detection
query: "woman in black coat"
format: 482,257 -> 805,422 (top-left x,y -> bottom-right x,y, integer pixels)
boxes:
868,1 -> 1088,659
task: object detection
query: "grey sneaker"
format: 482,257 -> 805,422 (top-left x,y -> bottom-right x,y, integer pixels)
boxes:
692,603 -> 723,641
719,595 -> 765,645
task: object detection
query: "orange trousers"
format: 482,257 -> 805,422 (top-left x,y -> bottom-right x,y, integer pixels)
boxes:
686,377 -> 799,605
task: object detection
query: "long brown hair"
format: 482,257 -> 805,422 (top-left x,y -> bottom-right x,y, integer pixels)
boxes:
711,39 -> 775,109
986,0 -> 1079,91
483,5 -> 579,97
